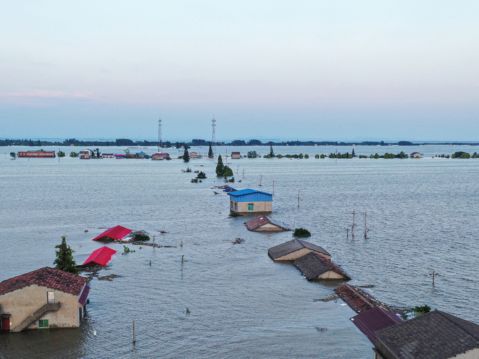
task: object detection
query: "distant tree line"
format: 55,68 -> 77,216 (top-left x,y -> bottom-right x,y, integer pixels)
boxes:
2,138 -> 479,147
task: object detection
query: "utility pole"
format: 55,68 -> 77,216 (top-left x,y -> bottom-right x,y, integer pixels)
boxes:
272,180 -> 275,196
259,175 -> 263,187
297,190 -> 301,209
132,320 -> 136,346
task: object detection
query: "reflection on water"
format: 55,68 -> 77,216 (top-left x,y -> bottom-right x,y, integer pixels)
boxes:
0,145 -> 478,359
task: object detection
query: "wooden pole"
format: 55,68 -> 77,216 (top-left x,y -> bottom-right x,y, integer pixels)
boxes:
363,211 -> 369,240
346,228 -> 349,240
297,190 -> 300,209
351,210 -> 356,240
272,180 -> 275,196
132,320 -> 136,346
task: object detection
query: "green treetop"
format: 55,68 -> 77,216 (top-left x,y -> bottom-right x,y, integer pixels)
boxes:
183,145 -> 190,163
54,236 -> 78,274
216,155 -> 224,176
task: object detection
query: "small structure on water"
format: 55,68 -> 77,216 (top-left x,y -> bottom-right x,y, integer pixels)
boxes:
81,246 -> 117,267
231,152 -> 241,159
92,225 -> 132,242
151,152 -> 171,161
410,152 -> 423,159
373,310 -> 479,359
245,216 -> 289,232
0,267 -> 89,332
228,189 -> 272,215
268,239 -> 331,262
17,150 -> 56,158
294,252 -> 350,281
189,151 -> 201,159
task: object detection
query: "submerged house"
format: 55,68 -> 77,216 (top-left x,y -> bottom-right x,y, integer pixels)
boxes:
17,150 -> 56,158
151,152 -> 171,161
228,189 -> 273,215
92,225 -> 132,242
373,310 -> 479,359
268,239 -> 331,262
0,267 -> 89,332
294,252 -> 350,281
231,152 -> 241,159
245,216 -> 289,232
410,152 -> 423,159
81,246 -> 117,267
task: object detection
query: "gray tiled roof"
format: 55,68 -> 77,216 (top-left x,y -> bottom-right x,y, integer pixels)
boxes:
268,239 -> 331,260
375,310 -> 479,359
293,252 -> 350,281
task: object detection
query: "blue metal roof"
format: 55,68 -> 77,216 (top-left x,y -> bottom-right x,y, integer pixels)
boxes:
228,188 -> 272,202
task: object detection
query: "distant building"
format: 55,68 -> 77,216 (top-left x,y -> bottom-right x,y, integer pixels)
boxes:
79,150 -> 91,159
0,267 -> 89,332
17,150 -> 56,158
189,152 -> 201,159
151,152 -> 171,161
294,252 -> 350,281
245,216 -> 289,232
410,152 -> 423,159
231,152 -> 241,159
373,310 -> 479,359
268,239 -> 331,262
228,189 -> 273,215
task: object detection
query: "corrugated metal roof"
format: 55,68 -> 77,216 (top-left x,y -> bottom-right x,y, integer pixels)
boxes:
228,189 -> 272,202
92,225 -> 132,241
82,246 -> 117,267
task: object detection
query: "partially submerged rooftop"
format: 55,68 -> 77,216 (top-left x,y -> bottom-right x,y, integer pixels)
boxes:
294,252 -> 350,281
245,216 -> 290,232
374,310 -> 479,359
335,284 -> 389,314
268,239 -> 331,261
351,307 -> 402,345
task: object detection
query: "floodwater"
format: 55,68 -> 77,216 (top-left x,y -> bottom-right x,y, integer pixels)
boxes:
0,145 -> 478,359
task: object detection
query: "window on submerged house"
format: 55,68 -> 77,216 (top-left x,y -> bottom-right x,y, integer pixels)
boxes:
248,203 -> 254,211
38,319 -> 49,328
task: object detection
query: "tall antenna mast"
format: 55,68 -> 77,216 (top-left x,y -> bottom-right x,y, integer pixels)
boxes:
211,116 -> 216,145
158,118 -> 162,151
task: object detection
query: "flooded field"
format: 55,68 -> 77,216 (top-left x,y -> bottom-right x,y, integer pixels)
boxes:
0,145 -> 478,359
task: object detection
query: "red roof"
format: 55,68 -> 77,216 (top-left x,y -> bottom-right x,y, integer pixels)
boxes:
92,225 -> 132,241
0,267 -> 87,296
335,284 -> 388,313
351,307 -> 402,344
82,246 -> 117,267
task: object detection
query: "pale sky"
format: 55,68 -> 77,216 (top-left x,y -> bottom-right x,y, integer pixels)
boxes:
1,0 -> 478,141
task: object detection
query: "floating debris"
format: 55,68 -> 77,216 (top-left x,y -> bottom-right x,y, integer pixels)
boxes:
97,274 -> 122,281
314,294 -> 339,303
131,242 -> 176,248
232,238 -> 245,245
315,327 -> 328,333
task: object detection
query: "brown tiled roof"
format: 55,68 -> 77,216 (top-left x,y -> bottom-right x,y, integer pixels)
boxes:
268,239 -> 331,260
294,252 -> 350,281
375,310 -> 479,359
0,267 -> 87,296
335,284 -> 387,313
245,216 -> 289,232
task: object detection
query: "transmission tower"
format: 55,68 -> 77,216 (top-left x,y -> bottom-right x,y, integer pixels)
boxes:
158,118 -> 162,151
211,116 -> 216,145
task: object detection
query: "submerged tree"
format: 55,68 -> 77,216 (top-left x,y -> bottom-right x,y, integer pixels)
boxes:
183,145 -> 190,163
54,236 -> 78,274
269,144 -> 274,157
216,155 -> 224,177
222,165 -> 233,178
208,143 -> 214,159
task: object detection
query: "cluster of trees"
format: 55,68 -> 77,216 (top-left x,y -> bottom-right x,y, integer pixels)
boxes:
451,151 -> 479,159
215,155 -> 233,178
